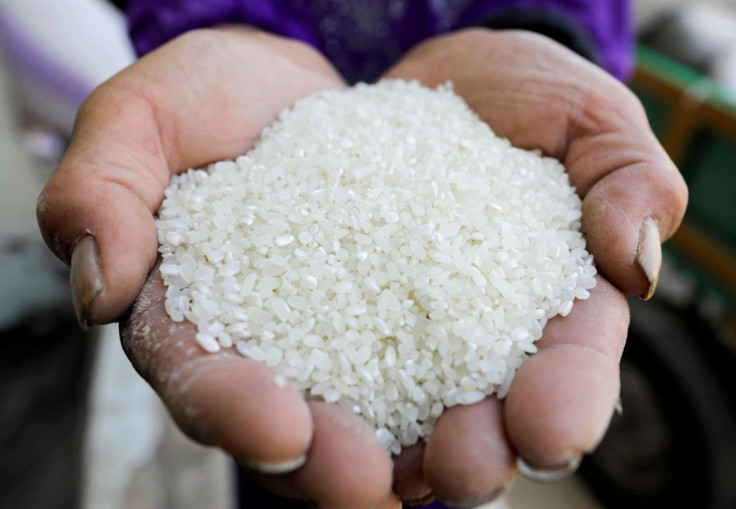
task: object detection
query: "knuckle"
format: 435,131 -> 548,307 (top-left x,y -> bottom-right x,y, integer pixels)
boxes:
580,85 -> 638,132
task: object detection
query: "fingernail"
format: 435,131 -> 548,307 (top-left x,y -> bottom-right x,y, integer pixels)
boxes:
70,235 -> 103,330
517,454 -> 582,483
242,453 -> 307,474
399,492 -> 434,506
636,217 -> 661,301
436,487 -> 505,508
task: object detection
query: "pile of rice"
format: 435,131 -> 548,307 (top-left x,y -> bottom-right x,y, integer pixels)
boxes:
156,80 -> 596,454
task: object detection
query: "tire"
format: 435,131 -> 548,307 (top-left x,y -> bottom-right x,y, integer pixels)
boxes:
579,296 -> 736,509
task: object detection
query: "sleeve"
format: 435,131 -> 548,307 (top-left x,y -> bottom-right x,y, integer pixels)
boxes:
125,0 -> 320,58
455,0 -> 635,81
125,0 -> 634,82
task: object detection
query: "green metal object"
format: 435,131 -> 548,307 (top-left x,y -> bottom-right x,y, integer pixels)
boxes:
683,131 -> 736,249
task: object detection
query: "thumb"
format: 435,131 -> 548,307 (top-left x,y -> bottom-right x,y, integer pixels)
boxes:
36,85 -> 166,327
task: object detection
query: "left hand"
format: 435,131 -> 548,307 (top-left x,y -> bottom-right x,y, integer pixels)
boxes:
382,29 -> 687,506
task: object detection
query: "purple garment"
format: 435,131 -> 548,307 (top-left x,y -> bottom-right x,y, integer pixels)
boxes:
124,3 -> 632,509
126,0 -> 633,82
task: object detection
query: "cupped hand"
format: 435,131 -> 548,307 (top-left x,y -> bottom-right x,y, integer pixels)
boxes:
37,28 -> 400,508
382,29 -> 687,505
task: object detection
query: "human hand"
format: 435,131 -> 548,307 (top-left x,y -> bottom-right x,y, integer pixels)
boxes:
381,29 -> 688,505
37,28 -> 401,508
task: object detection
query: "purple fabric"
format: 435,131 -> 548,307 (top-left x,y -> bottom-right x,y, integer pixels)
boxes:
126,0 -> 633,82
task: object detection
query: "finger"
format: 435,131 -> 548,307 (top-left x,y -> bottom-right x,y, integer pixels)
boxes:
581,167 -> 676,300
423,397 -> 516,507
37,28 -> 345,326
383,29 -> 687,298
120,263 -> 313,469
504,276 -> 629,477
246,402 -> 394,509
392,442 -> 433,505
560,61 -> 686,298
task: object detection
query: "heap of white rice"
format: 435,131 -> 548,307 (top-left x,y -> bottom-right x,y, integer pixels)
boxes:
156,80 -> 596,454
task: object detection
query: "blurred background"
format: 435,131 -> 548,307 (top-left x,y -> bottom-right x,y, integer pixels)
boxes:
0,1 -> 734,508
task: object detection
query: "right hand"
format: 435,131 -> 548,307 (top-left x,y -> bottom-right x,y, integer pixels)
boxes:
37,29 -> 401,508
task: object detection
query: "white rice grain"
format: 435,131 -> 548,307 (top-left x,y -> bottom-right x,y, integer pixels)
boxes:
156,80 -> 596,453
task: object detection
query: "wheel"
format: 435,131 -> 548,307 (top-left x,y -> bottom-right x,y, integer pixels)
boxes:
579,296 -> 736,509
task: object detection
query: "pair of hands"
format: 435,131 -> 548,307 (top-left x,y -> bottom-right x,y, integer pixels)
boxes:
37,27 -> 687,508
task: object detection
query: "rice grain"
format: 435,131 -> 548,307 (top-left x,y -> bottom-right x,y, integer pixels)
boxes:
156,80 -> 596,453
